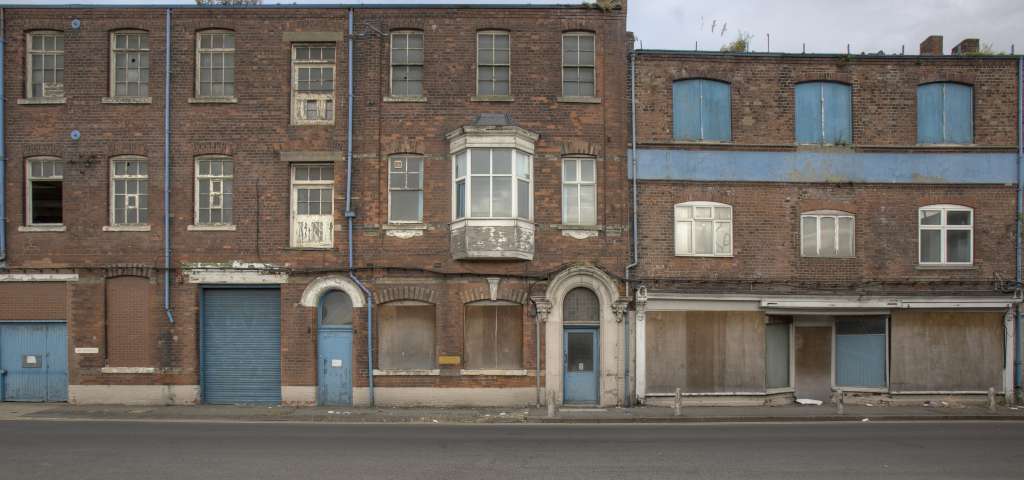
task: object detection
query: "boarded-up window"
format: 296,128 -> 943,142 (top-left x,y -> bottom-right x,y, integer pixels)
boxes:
890,311 -> 1002,392
464,304 -> 522,369
765,316 -> 791,390
672,79 -> 731,142
795,82 -> 852,145
106,276 -> 151,367
645,310 -> 765,393
379,304 -> 435,369
917,82 -> 973,145
563,287 -> 599,324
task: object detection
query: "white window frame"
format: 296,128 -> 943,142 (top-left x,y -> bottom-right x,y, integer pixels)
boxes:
291,43 -> 336,125
25,157 -> 64,226
673,201 -> 733,257
26,31 -> 64,99
801,210 -> 855,258
561,31 -> 595,98
195,30 -> 235,99
452,148 -> 532,221
109,156 -> 149,227
110,30 -> 150,98
194,156 -> 234,227
390,30 -> 424,98
388,154 -> 424,224
290,163 -> 334,248
561,156 -> 597,225
476,31 -> 511,97
918,204 -> 973,265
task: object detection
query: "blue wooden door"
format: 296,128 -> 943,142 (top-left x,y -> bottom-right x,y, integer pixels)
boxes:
318,329 -> 353,405
202,288 -> 282,405
0,322 -> 67,402
563,328 -> 599,404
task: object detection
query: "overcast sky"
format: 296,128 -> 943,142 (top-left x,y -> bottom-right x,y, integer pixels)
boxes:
10,0 -> 1024,55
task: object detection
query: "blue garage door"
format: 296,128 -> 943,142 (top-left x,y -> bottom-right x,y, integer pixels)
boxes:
202,288 -> 281,405
0,322 -> 68,402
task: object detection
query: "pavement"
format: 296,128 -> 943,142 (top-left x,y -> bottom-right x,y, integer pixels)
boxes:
2,420 -> 1023,479
2,401 -> 1023,424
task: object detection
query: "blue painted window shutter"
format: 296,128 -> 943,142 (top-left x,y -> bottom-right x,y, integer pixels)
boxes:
672,79 -> 731,141
795,82 -> 851,144
917,82 -> 973,144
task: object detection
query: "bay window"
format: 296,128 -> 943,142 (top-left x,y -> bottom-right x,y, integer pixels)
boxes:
453,148 -> 531,220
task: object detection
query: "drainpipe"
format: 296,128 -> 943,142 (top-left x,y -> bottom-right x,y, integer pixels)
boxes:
163,8 -> 174,323
622,47 -> 639,407
0,8 -> 6,264
344,9 -> 374,406
1016,55 -> 1023,400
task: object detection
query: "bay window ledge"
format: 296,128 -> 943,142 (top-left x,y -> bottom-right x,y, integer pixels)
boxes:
450,218 -> 535,260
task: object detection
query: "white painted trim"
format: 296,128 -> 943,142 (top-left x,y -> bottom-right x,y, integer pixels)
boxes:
186,269 -> 287,285
635,311 -> 646,399
187,224 -> 237,231
374,369 -> 440,376
648,298 -> 761,312
459,369 -> 528,376
891,390 -> 991,395
299,275 -> 366,308
69,385 -> 200,405
353,386 -> 535,407
103,225 -> 151,232
101,366 -> 157,374
1004,309 -> 1015,400
74,347 -> 99,354
0,273 -> 78,282
18,225 -> 66,232
282,386 -> 316,406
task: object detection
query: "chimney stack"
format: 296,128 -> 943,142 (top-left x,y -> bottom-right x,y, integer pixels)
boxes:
952,38 -> 980,55
920,35 -> 943,55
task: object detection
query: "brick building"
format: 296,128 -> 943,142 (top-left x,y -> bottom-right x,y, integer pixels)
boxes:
0,3 -> 631,407
631,37 -> 1022,406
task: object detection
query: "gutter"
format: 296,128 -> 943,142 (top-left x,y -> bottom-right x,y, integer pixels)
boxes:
344,9 -> 374,406
623,45 -> 639,407
1016,54 -> 1023,401
163,8 -> 173,323
0,8 -> 6,264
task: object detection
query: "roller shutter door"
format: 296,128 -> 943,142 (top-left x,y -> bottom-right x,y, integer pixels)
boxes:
202,288 -> 281,405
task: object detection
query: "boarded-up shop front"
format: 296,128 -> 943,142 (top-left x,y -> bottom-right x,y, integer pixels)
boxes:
890,311 -> 1004,393
643,311 -> 766,396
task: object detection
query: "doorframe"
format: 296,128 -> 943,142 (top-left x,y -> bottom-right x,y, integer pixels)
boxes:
563,325 -> 600,405
316,290 -> 354,406
198,284 -> 281,405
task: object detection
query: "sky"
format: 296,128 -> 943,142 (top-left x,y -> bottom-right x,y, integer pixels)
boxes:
8,0 -> 1024,55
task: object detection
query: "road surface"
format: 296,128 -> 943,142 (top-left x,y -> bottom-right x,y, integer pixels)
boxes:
2,420 -> 1022,479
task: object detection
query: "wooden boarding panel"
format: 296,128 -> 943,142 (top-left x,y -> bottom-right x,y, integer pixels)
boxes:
795,326 -> 832,401
890,311 -> 1002,392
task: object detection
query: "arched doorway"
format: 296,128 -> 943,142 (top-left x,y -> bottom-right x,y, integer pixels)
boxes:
318,290 -> 353,405
563,287 -> 600,404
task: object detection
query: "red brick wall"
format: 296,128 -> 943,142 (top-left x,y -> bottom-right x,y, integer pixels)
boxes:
635,182 -> 1016,294
635,53 -> 1019,148
3,6 -> 627,392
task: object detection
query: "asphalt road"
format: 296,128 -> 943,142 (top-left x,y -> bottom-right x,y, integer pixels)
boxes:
2,420 -> 1022,479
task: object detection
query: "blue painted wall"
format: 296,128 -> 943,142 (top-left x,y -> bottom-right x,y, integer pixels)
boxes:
632,149 -> 1017,184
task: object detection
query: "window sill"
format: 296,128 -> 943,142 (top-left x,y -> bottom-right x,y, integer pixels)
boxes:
470,95 -> 514,102
19,225 -> 66,232
674,254 -> 734,258
17,97 -> 66,105
383,223 -> 427,239
102,96 -> 152,104
290,120 -> 336,127
800,255 -> 857,259
915,264 -> 976,270
187,224 -> 237,231
555,225 -> 601,239
460,369 -> 529,376
372,369 -> 440,376
557,96 -> 601,104
383,95 -> 427,103
103,225 -> 151,232
101,366 -> 157,374
188,96 -> 238,104
285,246 -> 335,251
